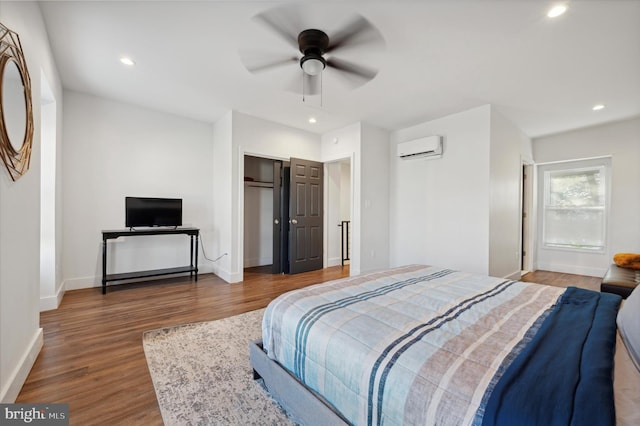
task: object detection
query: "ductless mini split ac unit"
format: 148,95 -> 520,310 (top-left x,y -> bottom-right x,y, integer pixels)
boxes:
397,135 -> 443,160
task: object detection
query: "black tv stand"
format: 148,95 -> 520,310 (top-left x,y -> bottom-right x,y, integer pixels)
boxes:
101,227 -> 199,294
128,226 -> 179,232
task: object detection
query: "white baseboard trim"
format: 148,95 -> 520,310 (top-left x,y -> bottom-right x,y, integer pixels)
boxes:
228,271 -> 243,283
327,257 -> 342,267
40,282 -> 65,312
505,270 -> 523,281
64,276 -> 98,290
535,262 -> 606,278
0,328 -> 43,403
244,257 -> 273,268
63,264 -> 218,291
211,265 -> 242,283
212,266 -> 230,282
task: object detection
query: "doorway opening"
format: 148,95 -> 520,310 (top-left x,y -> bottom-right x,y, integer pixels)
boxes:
520,162 -> 533,274
39,72 -> 58,310
242,154 -> 351,279
242,155 -> 327,277
243,155 -> 276,273
325,158 -> 351,268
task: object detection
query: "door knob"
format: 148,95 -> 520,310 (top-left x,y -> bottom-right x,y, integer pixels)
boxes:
290,219 -> 298,224
274,219 -> 279,225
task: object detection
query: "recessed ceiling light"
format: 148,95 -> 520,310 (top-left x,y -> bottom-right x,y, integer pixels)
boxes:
592,104 -> 605,111
120,57 -> 135,66
308,117 -> 317,124
547,4 -> 568,18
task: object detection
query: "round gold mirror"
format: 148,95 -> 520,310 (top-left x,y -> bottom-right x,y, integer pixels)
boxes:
2,59 -> 27,152
0,23 -> 33,181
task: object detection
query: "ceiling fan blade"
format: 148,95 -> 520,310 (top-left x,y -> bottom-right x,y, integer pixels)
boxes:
326,15 -> 384,53
326,57 -> 378,82
253,6 -> 302,50
242,55 -> 298,74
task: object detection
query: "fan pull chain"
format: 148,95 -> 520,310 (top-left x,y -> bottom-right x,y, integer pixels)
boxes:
301,71 -> 322,106
320,72 -> 323,107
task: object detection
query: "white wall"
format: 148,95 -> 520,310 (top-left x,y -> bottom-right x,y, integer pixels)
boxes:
243,156 -> 274,268
533,117 -> 640,276
321,123 -> 361,273
390,106 -> 492,274
340,161 -> 351,221
62,91 -> 214,289
39,99 -> 55,306
489,109 -> 531,279
243,185 -> 273,267
324,159 -> 352,267
340,161 -> 352,263
210,111 -> 321,282
220,113 -> 384,280
360,123 -> 390,273
39,74 -> 61,311
320,122 -> 390,275
234,112 -> 320,280
389,105 -> 530,277
234,112 -> 321,162
325,161 -> 342,266
0,1 -> 63,402
211,112 -> 233,281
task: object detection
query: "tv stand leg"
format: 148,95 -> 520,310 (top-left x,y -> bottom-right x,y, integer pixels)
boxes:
195,233 -> 199,282
102,239 -> 107,294
190,235 -> 194,279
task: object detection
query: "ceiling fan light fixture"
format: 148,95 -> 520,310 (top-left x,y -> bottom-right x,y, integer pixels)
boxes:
300,55 -> 326,76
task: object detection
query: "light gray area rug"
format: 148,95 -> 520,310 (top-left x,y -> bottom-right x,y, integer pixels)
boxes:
143,309 -> 294,425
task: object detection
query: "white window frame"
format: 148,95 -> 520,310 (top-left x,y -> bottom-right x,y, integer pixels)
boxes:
539,158 -> 611,253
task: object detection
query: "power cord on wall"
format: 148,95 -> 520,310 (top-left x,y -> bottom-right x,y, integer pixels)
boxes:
199,234 -> 228,263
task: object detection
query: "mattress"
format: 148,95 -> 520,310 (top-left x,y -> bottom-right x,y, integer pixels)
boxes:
262,265 -> 624,425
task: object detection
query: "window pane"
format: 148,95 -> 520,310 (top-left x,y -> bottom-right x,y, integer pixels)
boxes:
544,208 -> 605,249
548,168 -> 604,207
543,164 -> 607,251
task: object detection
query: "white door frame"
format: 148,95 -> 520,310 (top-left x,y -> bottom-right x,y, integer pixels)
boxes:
520,160 -> 534,273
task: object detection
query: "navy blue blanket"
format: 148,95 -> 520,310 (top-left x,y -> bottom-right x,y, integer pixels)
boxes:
480,287 -> 621,426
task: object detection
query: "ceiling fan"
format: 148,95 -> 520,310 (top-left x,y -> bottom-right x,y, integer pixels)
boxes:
241,6 -> 385,95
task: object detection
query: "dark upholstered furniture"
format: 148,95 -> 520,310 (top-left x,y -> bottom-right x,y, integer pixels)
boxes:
601,264 -> 640,299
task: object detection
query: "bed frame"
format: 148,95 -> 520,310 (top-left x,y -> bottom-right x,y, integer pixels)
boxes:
249,340 -> 348,426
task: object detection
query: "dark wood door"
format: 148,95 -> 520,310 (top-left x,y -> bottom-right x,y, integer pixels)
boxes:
272,161 -> 290,274
289,158 -> 323,274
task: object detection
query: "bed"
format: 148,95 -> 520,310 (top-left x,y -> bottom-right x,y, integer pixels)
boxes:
250,265 -> 640,425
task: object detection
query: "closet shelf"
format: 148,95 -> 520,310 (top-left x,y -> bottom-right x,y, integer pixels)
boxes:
244,181 -> 274,188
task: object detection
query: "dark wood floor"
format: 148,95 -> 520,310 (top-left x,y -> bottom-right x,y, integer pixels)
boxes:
16,267 -> 600,425
520,269 -> 601,292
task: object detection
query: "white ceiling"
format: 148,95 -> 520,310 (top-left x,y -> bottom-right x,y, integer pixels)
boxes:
39,0 -> 640,137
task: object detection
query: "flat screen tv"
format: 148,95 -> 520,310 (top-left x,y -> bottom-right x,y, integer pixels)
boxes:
125,197 -> 182,228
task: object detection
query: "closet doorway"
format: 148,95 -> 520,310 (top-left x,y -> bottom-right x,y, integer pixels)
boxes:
243,155 -> 276,273
243,155 -> 325,276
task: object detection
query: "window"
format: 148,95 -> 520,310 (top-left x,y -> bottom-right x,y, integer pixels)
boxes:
542,161 -> 609,251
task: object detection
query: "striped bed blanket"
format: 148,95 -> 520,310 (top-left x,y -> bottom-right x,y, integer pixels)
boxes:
262,265 -> 621,426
